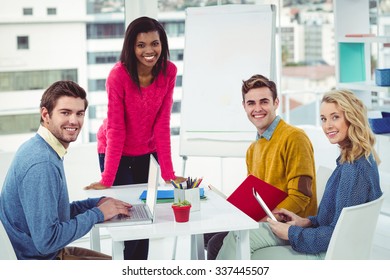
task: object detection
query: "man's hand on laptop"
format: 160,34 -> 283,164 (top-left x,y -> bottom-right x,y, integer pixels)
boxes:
84,182 -> 109,190
97,197 -> 132,221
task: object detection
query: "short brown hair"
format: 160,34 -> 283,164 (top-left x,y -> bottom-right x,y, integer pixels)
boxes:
241,74 -> 277,102
40,80 -> 88,123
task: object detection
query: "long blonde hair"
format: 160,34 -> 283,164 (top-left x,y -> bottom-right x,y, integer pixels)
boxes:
321,89 -> 380,164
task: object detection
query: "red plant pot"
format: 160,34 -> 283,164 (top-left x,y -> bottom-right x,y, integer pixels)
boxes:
172,204 -> 191,223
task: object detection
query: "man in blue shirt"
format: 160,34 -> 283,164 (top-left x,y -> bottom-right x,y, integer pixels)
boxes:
0,81 -> 131,260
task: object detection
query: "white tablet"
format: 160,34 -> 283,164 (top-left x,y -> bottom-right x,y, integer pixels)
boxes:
253,188 -> 277,221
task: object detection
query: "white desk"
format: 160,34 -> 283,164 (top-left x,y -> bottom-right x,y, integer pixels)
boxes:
87,184 -> 258,260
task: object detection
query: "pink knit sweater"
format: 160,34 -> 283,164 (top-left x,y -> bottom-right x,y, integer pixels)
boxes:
97,61 -> 177,186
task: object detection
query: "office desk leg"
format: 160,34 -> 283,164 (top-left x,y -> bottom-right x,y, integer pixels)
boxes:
112,241 -> 124,260
90,227 -> 101,252
235,230 -> 250,260
172,235 -> 192,259
191,234 -> 205,260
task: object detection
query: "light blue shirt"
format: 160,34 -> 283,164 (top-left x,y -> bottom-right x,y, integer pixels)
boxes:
256,115 -> 281,141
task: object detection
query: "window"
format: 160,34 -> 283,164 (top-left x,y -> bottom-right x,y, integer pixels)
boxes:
47,8 -> 57,15
170,127 -> 180,136
175,75 -> 182,87
89,133 -> 97,142
161,21 -> 185,37
88,106 -> 96,119
87,0 -> 124,14
170,49 -> 184,61
89,105 -> 108,119
0,69 -> 78,92
86,23 -> 125,39
23,8 -> 33,16
172,100 -> 181,114
0,113 -> 40,135
88,79 -> 106,91
87,51 -> 120,64
17,36 -> 29,50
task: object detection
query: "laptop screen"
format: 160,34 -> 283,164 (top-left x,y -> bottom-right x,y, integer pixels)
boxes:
145,155 -> 160,216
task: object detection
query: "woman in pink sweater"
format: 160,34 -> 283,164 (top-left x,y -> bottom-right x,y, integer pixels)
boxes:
86,16 -> 185,259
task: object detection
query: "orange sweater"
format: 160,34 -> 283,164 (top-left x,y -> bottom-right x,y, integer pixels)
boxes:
246,120 -> 317,217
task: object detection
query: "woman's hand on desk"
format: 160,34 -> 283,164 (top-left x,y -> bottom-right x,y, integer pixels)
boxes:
165,176 -> 187,184
84,182 -> 110,190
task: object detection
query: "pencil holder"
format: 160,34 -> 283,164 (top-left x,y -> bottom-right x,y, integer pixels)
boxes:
174,188 -> 200,212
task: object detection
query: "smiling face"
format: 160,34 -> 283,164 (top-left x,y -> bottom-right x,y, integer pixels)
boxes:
134,31 -> 162,71
320,101 -> 349,147
242,87 -> 279,135
41,96 -> 85,148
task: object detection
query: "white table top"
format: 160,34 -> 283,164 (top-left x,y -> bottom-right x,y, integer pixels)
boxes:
86,183 -> 258,259
95,185 -> 259,242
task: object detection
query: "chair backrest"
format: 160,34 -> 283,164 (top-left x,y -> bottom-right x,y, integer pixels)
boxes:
0,219 -> 17,260
325,195 -> 384,260
316,166 -> 333,205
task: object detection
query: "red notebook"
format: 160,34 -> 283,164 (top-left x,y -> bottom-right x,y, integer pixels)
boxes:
227,175 -> 287,222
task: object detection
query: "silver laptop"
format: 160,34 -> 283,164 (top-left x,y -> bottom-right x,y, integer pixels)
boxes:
252,188 -> 277,221
98,155 -> 160,227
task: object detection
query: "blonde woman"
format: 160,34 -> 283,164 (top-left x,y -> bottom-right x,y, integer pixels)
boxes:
217,89 -> 383,260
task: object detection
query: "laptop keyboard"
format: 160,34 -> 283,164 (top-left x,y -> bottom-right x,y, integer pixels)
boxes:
128,205 -> 149,220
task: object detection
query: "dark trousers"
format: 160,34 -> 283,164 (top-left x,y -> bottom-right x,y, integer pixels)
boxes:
99,152 -> 158,260
204,231 -> 228,260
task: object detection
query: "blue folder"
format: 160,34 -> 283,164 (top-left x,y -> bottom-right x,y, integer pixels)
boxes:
139,188 -> 205,203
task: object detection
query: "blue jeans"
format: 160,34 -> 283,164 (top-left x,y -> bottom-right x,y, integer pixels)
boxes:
99,152 -> 158,260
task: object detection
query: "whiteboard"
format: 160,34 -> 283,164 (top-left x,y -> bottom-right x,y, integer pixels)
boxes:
179,4 -> 276,157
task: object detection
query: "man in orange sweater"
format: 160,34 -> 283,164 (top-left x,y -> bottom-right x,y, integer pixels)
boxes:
206,74 -> 317,259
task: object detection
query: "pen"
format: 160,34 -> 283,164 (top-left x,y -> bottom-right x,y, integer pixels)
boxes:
171,180 -> 179,189
192,177 -> 202,188
196,177 -> 203,188
190,177 -> 196,188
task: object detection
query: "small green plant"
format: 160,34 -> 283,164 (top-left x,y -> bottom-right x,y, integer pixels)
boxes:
172,199 -> 191,207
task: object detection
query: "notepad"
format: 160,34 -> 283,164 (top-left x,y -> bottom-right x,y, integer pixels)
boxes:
227,175 -> 287,222
139,188 -> 205,203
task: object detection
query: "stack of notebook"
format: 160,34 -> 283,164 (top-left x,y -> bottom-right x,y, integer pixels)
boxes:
139,188 -> 205,203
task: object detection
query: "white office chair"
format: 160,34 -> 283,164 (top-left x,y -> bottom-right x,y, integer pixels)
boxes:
316,166 -> 333,205
325,195 -> 384,260
0,219 -> 17,260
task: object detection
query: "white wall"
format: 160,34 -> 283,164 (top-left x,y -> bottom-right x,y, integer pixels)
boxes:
0,1 -> 86,19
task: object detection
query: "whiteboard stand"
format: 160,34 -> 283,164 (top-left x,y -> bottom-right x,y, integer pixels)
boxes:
181,155 -> 188,175
181,155 -> 230,192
